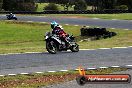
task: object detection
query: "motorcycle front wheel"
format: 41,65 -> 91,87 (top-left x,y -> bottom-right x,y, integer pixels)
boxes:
46,41 -> 57,54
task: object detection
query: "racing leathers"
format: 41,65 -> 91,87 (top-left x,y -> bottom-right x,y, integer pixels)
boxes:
52,25 -> 70,48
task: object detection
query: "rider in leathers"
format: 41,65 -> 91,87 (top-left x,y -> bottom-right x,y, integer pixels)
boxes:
9,13 -> 16,18
51,21 -> 70,48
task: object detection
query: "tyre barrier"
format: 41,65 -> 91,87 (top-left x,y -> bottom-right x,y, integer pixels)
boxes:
80,27 -> 117,39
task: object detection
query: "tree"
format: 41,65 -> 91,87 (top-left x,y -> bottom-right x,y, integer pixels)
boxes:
17,0 -> 37,11
96,0 -> 117,10
74,0 -> 87,11
49,0 -> 75,11
85,0 -> 117,10
115,5 -> 128,10
0,0 -> 3,10
2,0 -> 37,11
116,0 -> 132,10
60,0 -> 75,11
39,0 -> 75,11
2,0 -> 17,11
44,3 -> 59,11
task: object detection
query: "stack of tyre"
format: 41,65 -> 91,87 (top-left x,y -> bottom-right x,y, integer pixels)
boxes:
80,27 -> 117,39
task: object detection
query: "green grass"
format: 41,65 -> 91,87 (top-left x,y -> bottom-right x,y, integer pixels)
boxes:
43,13 -> 132,20
77,13 -> 132,20
0,67 -> 127,88
28,13 -> 132,20
0,21 -> 132,54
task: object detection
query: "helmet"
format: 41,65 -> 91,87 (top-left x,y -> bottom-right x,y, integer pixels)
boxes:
10,13 -> 12,15
51,21 -> 58,29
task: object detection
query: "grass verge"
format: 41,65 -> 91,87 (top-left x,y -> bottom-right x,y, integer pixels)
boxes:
0,21 -> 132,54
0,67 -> 128,88
19,13 -> 132,20
46,13 -> 132,20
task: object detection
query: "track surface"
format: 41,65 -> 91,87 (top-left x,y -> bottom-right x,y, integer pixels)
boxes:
0,15 -> 132,29
0,48 -> 132,75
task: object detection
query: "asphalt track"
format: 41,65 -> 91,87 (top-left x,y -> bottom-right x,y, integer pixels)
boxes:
0,48 -> 132,75
0,15 -> 132,29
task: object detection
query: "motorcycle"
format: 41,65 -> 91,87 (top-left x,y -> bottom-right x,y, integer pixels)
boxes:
6,15 -> 17,20
45,32 -> 79,54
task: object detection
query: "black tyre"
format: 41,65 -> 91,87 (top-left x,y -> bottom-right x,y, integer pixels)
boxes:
7,17 -> 10,20
76,76 -> 87,86
70,43 -> 79,52
15,18 -> 17,20
46,41 -> 57,54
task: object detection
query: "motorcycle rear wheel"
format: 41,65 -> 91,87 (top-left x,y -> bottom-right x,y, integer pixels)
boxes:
70,43 -> 79,52
15,18 -> 17,20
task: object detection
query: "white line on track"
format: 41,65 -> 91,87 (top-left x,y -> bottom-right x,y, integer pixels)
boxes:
20,73 -> 29,75
112,19 -> 117,20
111,28 -> 115,29
80,49 -> 96,50
111,66 -> 120,68
48,71 -> 56,73
128,46 -> 132,48
60,70 -> 68,72
8,74 -> 17,76
65,24 -> 69,25
75,68 -> 85,71
98,48 -> 111,50
74,25 -> 79,26
0,54 -> 8,55
35,72 -> 44,74
75,69 -> 79,70
112,47 -> 128,49
99,67 -> 108,69
93,18 -> 99,19
87,68 -> 96,70
6,53 -> 21,55
86,26 -> 90,27
125,65 -> 132,67
25,52 -> 42,54
124,29 -> 129,30
0,75 -> 5,77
